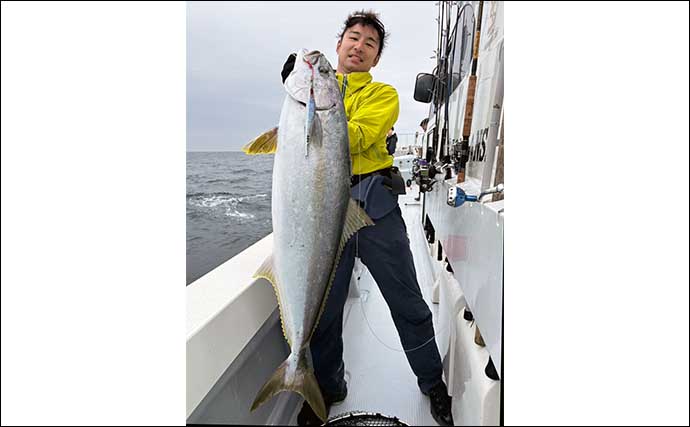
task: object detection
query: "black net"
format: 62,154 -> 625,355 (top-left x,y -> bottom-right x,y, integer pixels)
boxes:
324,411 -> 408,426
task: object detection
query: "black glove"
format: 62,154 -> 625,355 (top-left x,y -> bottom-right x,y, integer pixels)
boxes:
281,53 -> 297,84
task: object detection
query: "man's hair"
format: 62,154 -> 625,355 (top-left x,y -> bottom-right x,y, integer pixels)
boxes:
338,10 -> 388,57
420,118 -> 429,127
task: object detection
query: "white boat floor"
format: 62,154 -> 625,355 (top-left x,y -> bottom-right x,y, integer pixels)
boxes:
290,186 -> 443,426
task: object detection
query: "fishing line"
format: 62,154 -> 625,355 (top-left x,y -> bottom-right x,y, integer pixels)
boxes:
354,270 -> 448,354
346,75 -> 446,354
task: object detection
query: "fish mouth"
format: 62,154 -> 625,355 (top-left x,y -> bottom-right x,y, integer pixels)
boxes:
303,50 -> 322,65
286,49 -> 337,110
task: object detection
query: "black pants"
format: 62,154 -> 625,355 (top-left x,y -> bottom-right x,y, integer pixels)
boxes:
310,205 -> 443,399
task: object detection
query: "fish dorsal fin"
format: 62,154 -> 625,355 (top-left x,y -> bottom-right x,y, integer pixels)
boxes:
253,254 -> 292,347
309,199 -> 373,340
339,198 -> 374,253
242,127 -> 278,155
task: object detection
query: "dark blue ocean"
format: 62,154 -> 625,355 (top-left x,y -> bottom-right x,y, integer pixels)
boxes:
186,151 -> 274,285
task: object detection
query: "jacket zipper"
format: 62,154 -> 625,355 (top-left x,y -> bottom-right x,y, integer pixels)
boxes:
341,75 -> 348,100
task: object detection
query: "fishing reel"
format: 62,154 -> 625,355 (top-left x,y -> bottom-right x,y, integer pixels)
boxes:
450,138 -> 469,165
412,158 -> 439,193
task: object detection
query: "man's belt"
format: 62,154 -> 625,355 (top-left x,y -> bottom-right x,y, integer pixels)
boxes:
350,167 -> 392,187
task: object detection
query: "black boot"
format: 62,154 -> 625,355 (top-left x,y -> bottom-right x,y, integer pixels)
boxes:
425,381 -> 454,426
296,402 -> 326,426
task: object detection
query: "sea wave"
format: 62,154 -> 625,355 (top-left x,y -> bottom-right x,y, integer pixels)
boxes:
225,209 -> 256,218
187,192 -> 267,209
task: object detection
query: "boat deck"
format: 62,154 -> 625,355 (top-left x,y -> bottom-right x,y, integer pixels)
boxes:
289,185 -> 442,425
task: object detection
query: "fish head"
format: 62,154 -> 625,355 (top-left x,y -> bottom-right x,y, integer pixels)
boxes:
284,49 -> 341,111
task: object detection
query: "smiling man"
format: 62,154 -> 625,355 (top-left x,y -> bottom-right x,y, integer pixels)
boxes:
336,20 -> 380,72
281,10 -> 453,427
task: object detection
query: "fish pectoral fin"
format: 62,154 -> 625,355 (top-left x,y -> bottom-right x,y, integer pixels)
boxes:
306,112 -> 323,147
242,127 -> 278,155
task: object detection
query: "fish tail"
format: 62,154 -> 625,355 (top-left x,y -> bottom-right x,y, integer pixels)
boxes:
250,349 -> 327,422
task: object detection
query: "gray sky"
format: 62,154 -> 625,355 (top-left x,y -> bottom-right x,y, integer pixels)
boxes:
187,1 -> 438,152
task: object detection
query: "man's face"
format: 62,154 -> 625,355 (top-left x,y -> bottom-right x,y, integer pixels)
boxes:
336,23 -> 381,74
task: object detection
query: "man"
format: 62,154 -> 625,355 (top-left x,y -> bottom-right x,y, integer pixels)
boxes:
386,127 -> 398,155
281,10 -> 453,426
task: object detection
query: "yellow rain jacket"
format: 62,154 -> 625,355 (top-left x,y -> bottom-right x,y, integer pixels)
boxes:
337,72 -> 399,176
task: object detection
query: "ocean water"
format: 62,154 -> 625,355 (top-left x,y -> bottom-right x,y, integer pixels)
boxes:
186,151 -> 274,285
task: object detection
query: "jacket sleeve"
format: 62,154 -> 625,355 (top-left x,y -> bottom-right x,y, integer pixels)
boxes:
348,85 -> 400,155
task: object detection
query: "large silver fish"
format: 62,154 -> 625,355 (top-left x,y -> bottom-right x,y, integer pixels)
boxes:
242,49 -> 373,422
